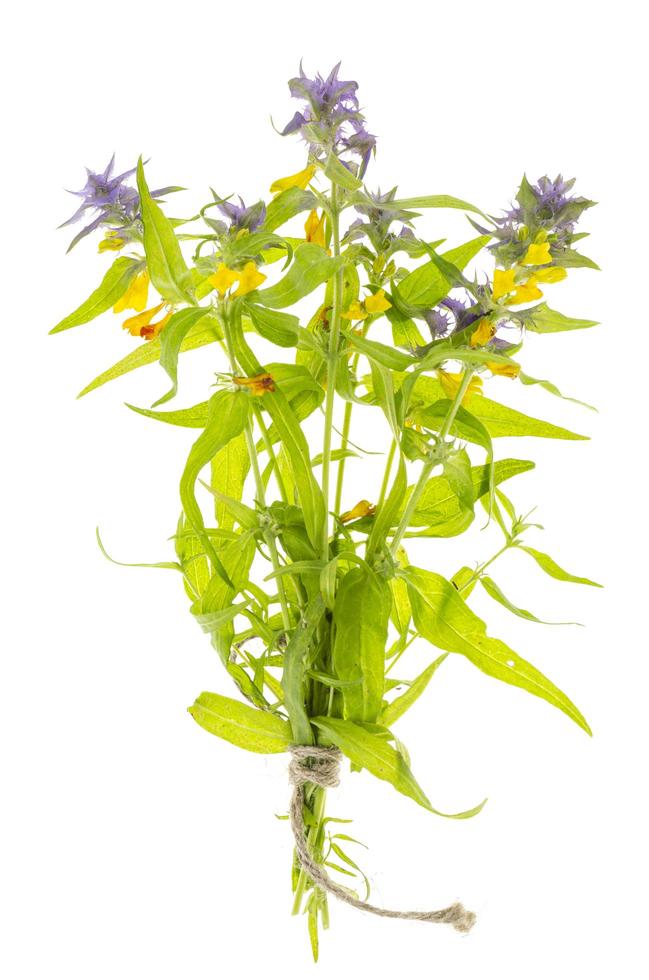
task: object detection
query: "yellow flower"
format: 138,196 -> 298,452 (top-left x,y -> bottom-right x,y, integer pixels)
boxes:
470,318 -> 496,348
341,300 -> 368,321
99,234 -> 125,252
487,361 -> 521,379
233,261 -> 267,297
521,242 -> 552,266
534,266 -> 568,284
340,499 -> 376,524
492,268 -> 517,301
270,164 -> 316,195
113,270 -> 150,314
437,370 -> 483,402
122,302 -> 171,340
233,372 -> 276,396
207,263 -> 240,296
364,289 -> 392,315
342,290 -> 392,321
510,276 -> 543,304
304,209 -> 327,248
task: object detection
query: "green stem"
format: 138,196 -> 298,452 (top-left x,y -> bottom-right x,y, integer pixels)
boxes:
220,304 -> 292,632
459,541 -> 511,594
333,400 -> 352,515
320,180 -> 343,562
389,368 -> 474,558
252,403 -> 289,504
376,439 -> 397,512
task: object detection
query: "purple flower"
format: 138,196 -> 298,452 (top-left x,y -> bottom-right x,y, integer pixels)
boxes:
60,155 -> 180,251
216,196 -> 266,233
280,62 -> 376,177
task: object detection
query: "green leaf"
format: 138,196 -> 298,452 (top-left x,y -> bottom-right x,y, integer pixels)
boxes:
255,243 -> 346,309
402,566 -> 591,734
408,376 -> 587,441
188,691 -> 292,753
51,257 -> 142,333
282,595 -> 326,745
517,546 -> 602,587
525,303 -> 598,334
127,400 -> 209,428
384,194 -> 487,218
180,388 -> 250,579
77,319 -> 220,397
210,432 -> 250,530
245,303 -> 299,347
332,568 -> 392,723
479,575 -> 580,626
367,456 -> 407,555
443,448 -> 475,512
322,150 -> 362,190
137,157 -> 193,304
154,307 -> 213,406
518,371 -> 596,411
380,655 -> 448,726
311,716 -> 485,818
263,187 -> 316,232
191,533 -> 256,663
347,332 -> 415,371
397,236 -> 490,307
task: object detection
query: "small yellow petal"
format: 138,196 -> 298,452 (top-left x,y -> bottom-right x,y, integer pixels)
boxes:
207,263 -> 240,296
364,289 -> 392,315
122,302 -> 165,337
487,361 -> 521,379
521,242 -> 552,266
113,270 -> 150,313
233,261 -> 266,297
270,164 -> 316,195
340,499 -> 376,524
304,209 -> 327,248
509,277 -> 543,304
534,266 -> 568,284
99,235 -> 125,252
492,268 -> 517,301
470,318 -> 496,348
233,372 -> 275,396
437,370 -> 483,403
341,300 -> 368,321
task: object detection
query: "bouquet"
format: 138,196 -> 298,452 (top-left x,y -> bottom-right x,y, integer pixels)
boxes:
51,62 -> 600,960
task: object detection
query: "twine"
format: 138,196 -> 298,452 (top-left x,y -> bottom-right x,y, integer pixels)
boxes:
288,744 -> 476,933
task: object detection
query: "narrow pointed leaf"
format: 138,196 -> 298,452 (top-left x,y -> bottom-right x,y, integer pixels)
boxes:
137,157 -> 193,303
51,257 -> 142,333
518,546 -> 602,587
188,691 -> 292,753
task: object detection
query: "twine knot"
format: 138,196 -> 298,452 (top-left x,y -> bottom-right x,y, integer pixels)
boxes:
288,744 -> 476,934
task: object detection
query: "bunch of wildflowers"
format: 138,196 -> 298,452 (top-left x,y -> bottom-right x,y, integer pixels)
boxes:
51,63 -> 601,961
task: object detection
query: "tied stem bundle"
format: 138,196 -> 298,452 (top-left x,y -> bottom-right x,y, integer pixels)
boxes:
288,745 -> 476,933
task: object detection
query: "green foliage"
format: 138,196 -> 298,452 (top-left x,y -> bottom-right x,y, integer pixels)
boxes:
52,125 -> 600,954
51,257 -> 142,334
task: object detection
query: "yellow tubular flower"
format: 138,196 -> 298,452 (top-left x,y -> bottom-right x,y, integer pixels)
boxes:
233,261 -> 266,297
510,277 -> 543,304
208,263 -> 240,296
470,318 -> 496,348
364,289 -> 392,315
270,164 -> 316,195
99,235 -> 125,252
122,302 -> 165,338
113,270 -> 150,313
233,372 -> 276,396
141,310 -> 173,341
534,266 -> 568,284
521,242 -> 552,266
487,361 -> 521,379
340,500 -> 376,524
341,300 -> 368,321
492,268 -> 517,301
304,209 -> 327,248
438,369 -> 483,402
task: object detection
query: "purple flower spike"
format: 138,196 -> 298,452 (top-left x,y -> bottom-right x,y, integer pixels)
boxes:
216,196 -> 266,233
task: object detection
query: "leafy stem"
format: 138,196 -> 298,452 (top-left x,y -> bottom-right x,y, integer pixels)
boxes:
320,180 -> 343,562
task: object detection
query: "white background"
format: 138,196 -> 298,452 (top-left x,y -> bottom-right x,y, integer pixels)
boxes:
2,1 -> 646,976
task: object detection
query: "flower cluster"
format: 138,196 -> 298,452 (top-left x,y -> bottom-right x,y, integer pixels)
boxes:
60,154 -> 179,253
475,174 -> 595,269
280,62 -> 376,177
